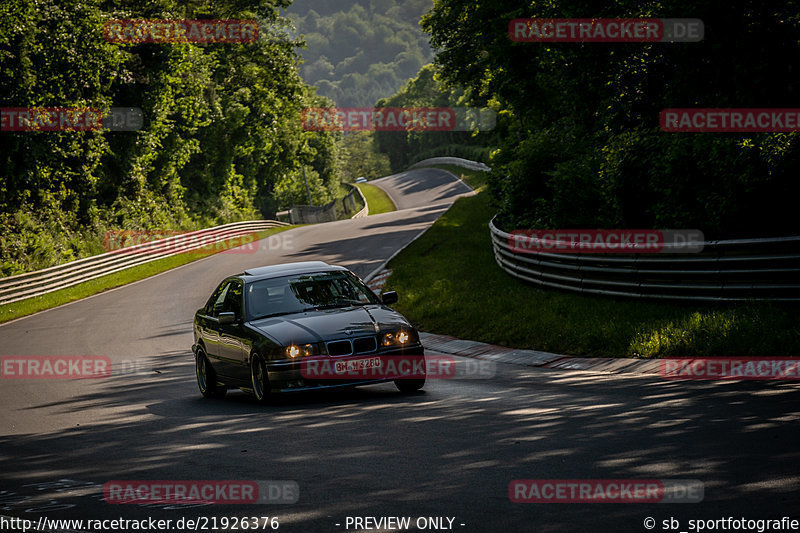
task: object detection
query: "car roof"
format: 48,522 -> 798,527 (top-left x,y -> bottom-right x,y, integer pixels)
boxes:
239,261 -> 347,281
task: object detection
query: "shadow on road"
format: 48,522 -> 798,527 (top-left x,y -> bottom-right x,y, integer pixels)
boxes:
2,352 -> 800,531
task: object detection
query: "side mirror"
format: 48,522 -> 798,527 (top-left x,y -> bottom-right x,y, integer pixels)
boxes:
218,312 -> 237,325
381,291 -> 398,305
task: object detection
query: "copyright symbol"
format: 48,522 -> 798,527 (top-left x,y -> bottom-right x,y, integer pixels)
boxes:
643,517 -> 656,529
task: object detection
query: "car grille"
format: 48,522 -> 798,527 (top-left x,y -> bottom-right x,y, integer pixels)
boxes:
326,340 -> 352,356
326,336 -> 377,356
353,336 -> 377,354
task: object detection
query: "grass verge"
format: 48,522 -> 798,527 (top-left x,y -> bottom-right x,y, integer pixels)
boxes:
356,183 -> 396,215
384,184 -> 800,357
0,226 -> 295,324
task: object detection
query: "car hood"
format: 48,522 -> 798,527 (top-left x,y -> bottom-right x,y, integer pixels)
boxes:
248,305 -> 412,346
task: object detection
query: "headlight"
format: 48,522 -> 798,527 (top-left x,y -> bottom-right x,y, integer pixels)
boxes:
382,330 -> 413,346
286,343 -> 320,358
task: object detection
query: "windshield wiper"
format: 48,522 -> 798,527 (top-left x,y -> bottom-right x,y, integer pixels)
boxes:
303,301 -> 366,311
251,310 -> 302,320
302,304 -> 342,311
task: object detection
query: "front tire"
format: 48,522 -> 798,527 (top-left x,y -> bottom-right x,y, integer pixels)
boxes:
196,348 -> 226,398
250,354 -> 271,404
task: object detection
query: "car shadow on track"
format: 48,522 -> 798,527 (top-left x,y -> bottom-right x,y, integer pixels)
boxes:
3,349 -> 800,532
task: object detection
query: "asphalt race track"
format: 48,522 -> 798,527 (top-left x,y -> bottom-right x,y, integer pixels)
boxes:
1,168 -> 799,533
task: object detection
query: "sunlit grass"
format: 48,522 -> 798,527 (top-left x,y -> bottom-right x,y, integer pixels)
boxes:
385,191 -> 800,358
355,183 -> 396,214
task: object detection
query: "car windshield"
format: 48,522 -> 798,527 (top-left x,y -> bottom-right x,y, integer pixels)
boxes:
246,270 -> 381,320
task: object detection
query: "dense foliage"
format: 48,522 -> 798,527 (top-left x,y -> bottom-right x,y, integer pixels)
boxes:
337,132 -> 391,181
0,0 -> 341,275
286,0 -> 434,107
422,0 -> 800,238
374,63 -> 499,172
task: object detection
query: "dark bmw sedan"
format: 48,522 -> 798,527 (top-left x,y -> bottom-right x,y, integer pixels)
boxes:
192,261 -> 425,402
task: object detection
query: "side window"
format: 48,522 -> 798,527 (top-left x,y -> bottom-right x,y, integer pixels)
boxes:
222,281 -> 243,317
204,281 -> 227,316
207,281 -> 232,318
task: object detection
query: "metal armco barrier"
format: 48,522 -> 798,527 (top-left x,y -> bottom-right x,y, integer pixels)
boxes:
288,184 -> 366,224
408,157 -> 491,172
351,184 -> 369,219
0,220 -> 288,306
489,217 -> 800,302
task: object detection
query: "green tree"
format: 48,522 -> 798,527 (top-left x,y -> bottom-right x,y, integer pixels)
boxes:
422,0 -> 800,237
287,0 -> 435,107
0,0 -> 342,274
374,63 -> 498,172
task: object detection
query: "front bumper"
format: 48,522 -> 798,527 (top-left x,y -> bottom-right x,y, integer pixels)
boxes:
266,344 -> 425,393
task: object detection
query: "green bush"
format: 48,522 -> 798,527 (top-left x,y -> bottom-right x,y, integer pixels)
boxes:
423,0 -> 800,238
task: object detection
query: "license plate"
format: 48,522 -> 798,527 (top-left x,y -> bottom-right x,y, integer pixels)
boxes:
334,357 -> 382,374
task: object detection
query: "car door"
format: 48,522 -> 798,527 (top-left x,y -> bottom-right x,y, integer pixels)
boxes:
197,280 -> 230,364
216,279 -> 251,382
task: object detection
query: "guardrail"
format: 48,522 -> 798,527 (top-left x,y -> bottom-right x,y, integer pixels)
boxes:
350,183 -> 369,219
489,217 -> 800,302
288,185 -> 365,224
408,157 -> 491,172
0,220 -> 288,306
